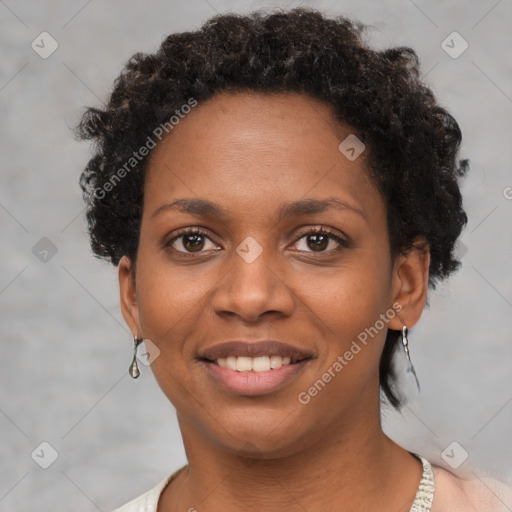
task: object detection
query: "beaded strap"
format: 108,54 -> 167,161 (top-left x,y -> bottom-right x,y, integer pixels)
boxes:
409,454 -> 435,512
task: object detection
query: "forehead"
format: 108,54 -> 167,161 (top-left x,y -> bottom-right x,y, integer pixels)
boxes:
143,91 -> 381,219
149,91 -> 349,162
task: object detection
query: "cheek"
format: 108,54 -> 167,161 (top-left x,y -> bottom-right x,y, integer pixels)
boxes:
305,253 -> 391,334
134,254 -> 210,409
136,259 -> 213,343
299,251 -> 392,400
135,229 -> 205,316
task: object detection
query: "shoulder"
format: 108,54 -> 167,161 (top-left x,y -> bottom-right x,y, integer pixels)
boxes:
110,477 -> 169,512
110,466 -> 188,512
431,464 -> 512,512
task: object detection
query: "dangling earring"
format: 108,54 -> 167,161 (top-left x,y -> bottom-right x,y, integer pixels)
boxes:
129,336 -> 144,379
401,325 -> 420,391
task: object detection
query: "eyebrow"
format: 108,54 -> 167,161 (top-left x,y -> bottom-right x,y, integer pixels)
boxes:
151,196 -> 366,222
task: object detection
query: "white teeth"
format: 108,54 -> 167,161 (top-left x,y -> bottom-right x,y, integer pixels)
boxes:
226,356 -> 237,370
270,355 -> 282,369
270,355 -> 291,369
253,356 -> 271,372
215,355 -> 293,372
236,356 -> 252,372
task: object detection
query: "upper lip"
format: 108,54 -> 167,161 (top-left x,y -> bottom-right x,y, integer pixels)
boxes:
200,340 -> 314,362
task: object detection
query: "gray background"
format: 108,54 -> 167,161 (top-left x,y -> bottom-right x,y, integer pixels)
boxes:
1,0 -> 511,510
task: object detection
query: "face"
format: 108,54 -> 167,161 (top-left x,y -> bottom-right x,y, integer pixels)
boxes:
119,92 -> 428,459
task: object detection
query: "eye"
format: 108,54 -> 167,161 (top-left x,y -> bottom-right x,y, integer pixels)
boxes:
164,226 -> 350,258
165,228 -> 220,256
291,227 -> 349,254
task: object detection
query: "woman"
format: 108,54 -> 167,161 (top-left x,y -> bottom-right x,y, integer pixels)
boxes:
76,8 -> 511,512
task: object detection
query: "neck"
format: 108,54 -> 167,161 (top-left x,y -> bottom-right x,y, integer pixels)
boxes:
159,404 -> 422,512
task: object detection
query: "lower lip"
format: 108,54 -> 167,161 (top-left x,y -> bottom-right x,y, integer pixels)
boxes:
202,360 -> 310,396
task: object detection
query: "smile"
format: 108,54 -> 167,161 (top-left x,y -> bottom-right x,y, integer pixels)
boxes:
202,358 -> 311,396
198,340 -> 314,395
216,355 -> 293,372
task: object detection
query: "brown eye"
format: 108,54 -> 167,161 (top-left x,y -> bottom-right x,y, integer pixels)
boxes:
181,233 -> 206,252
292,227 -> 349,254
165,228 -> 219,255
305,233 -> 329,252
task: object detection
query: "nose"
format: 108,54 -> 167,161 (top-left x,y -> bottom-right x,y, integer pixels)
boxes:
211,239 -> 295,323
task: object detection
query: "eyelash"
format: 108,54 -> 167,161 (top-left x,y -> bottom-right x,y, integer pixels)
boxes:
163,226 -> 350,258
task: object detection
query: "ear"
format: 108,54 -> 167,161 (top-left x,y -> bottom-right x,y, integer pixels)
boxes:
118,255 -> 142,337
387,237 -> 430,331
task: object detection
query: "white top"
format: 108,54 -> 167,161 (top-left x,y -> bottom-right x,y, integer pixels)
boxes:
111,454 -> 434,512
111,464 -> 186,512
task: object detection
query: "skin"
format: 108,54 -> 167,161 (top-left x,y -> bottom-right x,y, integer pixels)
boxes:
119,91 -> 431,512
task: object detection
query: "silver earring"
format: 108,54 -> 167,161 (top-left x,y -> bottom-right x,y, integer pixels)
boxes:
129,336 -> 144,379
401,326 -> 420,391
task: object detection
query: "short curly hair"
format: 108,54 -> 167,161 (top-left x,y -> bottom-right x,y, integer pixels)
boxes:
76,8 -> 468,409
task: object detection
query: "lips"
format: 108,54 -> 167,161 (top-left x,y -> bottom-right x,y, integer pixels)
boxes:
198,340 -> 314,396
200,340 -> 313,363
203,358 -> 310,395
